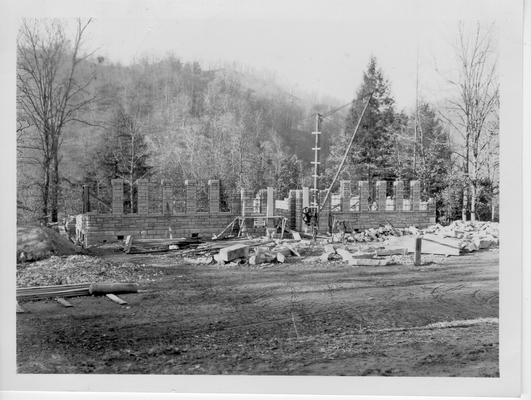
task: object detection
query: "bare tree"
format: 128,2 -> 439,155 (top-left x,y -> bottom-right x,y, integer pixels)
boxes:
443,22 -> 499,221
98,108 -> 152,213
17,18 -> 95,223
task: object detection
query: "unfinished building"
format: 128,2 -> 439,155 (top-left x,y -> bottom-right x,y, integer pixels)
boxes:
75,179 -> 435,247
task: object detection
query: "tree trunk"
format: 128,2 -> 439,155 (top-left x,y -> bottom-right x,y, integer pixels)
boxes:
41,159 -> 50,224
130,131 -> 135,213
470,182 -> 476,222
491,192 -> 496,221
462,143 -> 470,222
470,153 -> 479,222
461,184 -> 468,222
50,137 -> 60,223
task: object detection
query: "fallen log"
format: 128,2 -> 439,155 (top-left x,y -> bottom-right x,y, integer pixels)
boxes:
89,282 -> 139,296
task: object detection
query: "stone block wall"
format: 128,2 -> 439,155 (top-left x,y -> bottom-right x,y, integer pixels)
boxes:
77,179 -> 435,246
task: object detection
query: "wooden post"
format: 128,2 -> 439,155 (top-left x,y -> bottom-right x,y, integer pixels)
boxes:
414,237 -> 422,266
82,185 -> 90,213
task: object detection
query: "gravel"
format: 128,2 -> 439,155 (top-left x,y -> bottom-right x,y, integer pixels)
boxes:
17,255 -> 164,287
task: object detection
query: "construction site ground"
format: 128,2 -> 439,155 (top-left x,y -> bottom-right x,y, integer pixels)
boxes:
17,247 -> 499,376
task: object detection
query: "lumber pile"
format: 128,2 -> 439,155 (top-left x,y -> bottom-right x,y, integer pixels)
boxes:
17,282 -> 139,300
17,283 -> 91,300
123,236 -> 204,254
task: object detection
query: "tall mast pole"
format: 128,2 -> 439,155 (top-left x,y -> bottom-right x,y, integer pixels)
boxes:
414,47 -> 419,172
310,113 -> 322,211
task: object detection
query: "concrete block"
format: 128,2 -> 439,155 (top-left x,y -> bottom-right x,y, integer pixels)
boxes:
218,243 -> 250,262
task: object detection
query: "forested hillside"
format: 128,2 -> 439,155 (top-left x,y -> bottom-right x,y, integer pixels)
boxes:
18,39 -> 350,219
17,19 -> 499,224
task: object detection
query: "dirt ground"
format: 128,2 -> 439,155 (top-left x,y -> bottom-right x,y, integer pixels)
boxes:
17,248 -> 499,376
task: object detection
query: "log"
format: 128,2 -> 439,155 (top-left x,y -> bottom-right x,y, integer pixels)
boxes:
218,243 -> 250,262
89,283 -> 139,296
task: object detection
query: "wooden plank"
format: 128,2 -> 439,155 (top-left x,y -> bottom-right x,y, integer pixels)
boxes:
291,231 -> 302,241
55,297 -> 73,307
106,293 -> 128,305
124,235 -> 133,253
17,286 -> 91,299
16,302 -> 26,313
218,243 -> 250,262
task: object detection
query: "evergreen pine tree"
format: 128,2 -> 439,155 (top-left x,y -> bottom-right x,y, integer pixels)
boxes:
326,57 -> 397,190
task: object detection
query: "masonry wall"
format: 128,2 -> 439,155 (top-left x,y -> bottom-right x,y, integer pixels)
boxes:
77,178 -> 435,246
79,213 -> 235,245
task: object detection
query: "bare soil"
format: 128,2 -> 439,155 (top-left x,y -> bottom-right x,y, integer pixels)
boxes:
16,248 -> 499,376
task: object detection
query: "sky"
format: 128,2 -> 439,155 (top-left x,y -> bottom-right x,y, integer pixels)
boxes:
84,17 -> 453,110
64,0 -> 506,112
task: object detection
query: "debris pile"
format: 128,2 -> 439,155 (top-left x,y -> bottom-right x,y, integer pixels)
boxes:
131,220 -> 499,268
17,255 -> 164,287
124,236 -> 204,254
341,224 -> 408,243
421,220 -> 499,252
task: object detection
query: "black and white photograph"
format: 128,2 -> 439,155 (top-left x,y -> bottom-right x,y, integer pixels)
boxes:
0,0 -> 525,397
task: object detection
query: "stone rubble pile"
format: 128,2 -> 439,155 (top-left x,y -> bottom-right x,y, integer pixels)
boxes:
421,220 -> 499,252
335,220 -> 499,253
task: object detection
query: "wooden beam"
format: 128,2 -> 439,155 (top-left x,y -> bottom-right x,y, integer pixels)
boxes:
106,293 -> 128,305
55,297 -> 73,307
16,302 -> 26,313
